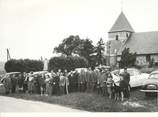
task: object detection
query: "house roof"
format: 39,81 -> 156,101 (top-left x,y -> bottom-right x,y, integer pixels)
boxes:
117,31 -> 158,55
109,12 -> 134,33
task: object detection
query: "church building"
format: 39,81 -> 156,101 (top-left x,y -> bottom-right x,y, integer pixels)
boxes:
107,12 -> 158,66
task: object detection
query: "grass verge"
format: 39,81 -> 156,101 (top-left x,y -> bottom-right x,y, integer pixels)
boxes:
1,91 -> 154,112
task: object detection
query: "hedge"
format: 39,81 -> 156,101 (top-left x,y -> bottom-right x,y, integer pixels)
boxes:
48,56 -> 88,72
5,59 -> 44,73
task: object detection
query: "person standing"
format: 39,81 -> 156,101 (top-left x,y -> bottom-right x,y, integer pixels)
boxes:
64,70 -> 69,94
88,68 -> 94,93
59,72 -> 65,95
92,69 -> 98,92
23,72 -> 28,93
86,68 -> 92,93
72,70 -> 79,92
33,74 -> 41,94
1,75 -> 12,94
68,71 -> 73,93
28,72 -> 34,94
122,67 -> 130,99
100,70 -> 108,96
95,69 -> 102,94
106,74 -> 114,99
57,69 -> 62,76
53,70 -> 60,95
17,73 -> 24,93
10,74 -> 17,93
78,69 -> 86,92
39,74 -> 46,96
45,74 -> 53,96
117,73 -> 125,101
49,70 -> 55,95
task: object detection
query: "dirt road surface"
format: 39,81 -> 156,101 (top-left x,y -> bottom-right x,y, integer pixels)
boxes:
0,96 -> 85,112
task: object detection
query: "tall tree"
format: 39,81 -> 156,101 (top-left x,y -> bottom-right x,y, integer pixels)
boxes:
54,35 -> 81,56
54,35 -> 95,67
74,38 -> 95,66
95,38 -> 105,65
119,48 -> 137,68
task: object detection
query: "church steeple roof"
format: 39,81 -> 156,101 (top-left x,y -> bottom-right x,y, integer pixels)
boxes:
109,12 -> 134,33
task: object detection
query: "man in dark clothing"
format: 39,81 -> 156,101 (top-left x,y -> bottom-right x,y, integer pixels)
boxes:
23,72 -> 28,93
53,75 -> 60,95
68,71 -> 75,93
78,69 -> 86,92
17,73 -> 24,93
11,74 -> 17,93
72,71 -> 79,92
33,75 -> 41,94
122,67 -> 130,98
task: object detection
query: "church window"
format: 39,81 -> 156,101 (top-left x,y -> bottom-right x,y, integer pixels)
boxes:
116,35 -> 119,40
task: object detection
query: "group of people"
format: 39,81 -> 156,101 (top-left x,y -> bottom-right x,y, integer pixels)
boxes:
22,69 -> 70,96
1,67 -> 131,101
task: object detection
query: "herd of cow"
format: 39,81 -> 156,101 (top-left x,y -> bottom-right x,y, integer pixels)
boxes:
0,67 -> 128,100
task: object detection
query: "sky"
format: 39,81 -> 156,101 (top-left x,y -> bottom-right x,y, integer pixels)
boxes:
0,0 -> 158,62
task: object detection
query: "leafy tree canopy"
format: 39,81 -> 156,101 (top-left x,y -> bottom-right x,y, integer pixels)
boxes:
119,48 -> 137,68
5,59 -> 44,73
95,38 -> 105,65
54,35 -> 107,67
54,35 -> 81,56
48,56 -> 88,72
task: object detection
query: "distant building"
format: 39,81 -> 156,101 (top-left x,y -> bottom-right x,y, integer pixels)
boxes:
107,12 -> 158,66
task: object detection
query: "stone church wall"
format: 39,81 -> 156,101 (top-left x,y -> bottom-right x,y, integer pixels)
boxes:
136,55 -> 158,66
108,32 -> 131,42
116,55 -> 158,67
110,55 -> 117,66
117,55 -> 148,66
151,55 -> 158,63
135,56 -> 148,66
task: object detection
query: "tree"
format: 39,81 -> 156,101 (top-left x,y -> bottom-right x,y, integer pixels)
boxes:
48,56 -> 88,72
119,48 -> 137,68
5,59 -> 44,73
54,35 -> 81,56
54,35 -> 95,67
74,38 -> 95,67
95,38 -> 105,65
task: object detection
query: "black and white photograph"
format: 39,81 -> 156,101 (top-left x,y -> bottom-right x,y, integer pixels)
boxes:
0,0 -> 158,113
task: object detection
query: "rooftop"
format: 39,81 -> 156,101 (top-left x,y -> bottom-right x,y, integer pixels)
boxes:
109,12 -> 134,33
118,31 -> 158,55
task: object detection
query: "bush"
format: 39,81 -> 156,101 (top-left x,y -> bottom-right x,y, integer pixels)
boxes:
119,48 -> 137,68
48,56 -> 88,72
5,59 -> 44,73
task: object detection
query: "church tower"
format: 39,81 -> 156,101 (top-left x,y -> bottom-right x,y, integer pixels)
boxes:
108,11 -> 134,43
107,12 -> 134,66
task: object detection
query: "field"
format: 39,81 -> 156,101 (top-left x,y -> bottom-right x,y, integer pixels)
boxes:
2,89 -> 158,112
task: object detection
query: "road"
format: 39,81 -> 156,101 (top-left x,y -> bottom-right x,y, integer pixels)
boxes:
0,96 -> 84,112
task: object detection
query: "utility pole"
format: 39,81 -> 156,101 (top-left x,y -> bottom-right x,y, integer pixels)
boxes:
7,48 -> 11,61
